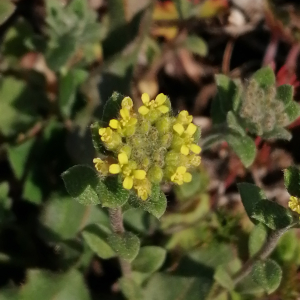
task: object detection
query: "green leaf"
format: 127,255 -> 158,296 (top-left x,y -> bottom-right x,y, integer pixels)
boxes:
226,112 -> 246,136
40,195 -> 91,240
100,176 -> 130,208
82,224 -> 115,259
132,246 -> 166,274
107,0 -> 126,31
225,131 -> 256,167
183,35 -> 207,57
251,259 -> 282,294
237,183 -> 266,222
0,0 -> 15,25
59,69 -> 88,118
22,168 -> 43,204
102,92 -> 123,124
0,182 -> 9,199
211,75 -> 238,124
276,230 -> 298,262
107,231 -> 140,262
276,84 -> 293,105
285,101 -> 300,123
262,127 -> 292,141
174,0 -> 193,19
7,138 -> 35,180
61,165 -> 102,205
249,223 -> 268,257
19,269 -> 91,300
284,166 -> 300,197
119,277 -> 144,300
144,273 -> 212,300
128,184 -> 167,219
251,200 -> 293,230
252,67 -> 276,89
214,265 -> 234,291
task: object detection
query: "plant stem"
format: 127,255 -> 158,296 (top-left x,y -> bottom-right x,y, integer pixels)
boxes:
209,227 -> 288,299
108,208 -> 132,277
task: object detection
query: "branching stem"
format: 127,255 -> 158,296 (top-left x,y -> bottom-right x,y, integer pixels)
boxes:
209,227 -> 288,299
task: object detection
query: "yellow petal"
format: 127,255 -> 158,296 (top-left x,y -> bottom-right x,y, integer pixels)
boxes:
122,97 -> 133,109
128,117 -> 137,126
177,166 -> 186,174
133,170 -> 146,180
173,123 -> 184,135
109,119 -> 119,129
157,105 -> 169,114
99,128 -> 106,136
120,108 -> 129,120
93,158 -> 102,163
155,93 -> 167,105
190,144 -> 201,154
138,106 -> 150,115
185,123 -> 197,136
109,164 -> 121,174
123,176 -> 133,189
141,93 -> 150,104
180,145 -> 190,155
118,152 -> 128,165
183,172 -> 192,183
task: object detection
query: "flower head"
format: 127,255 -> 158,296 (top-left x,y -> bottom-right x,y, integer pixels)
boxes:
109,152 -> 146,190
93,93 -> 201,201
138,93 -> 170,116
288,196 -> 300,214
171,166 -> 192,185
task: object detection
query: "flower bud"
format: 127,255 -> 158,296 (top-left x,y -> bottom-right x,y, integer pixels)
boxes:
148,165 -> 163,183
155,116 -> 172,135
141,157 -> 151,170
171,134 -> 184,151
145,109 -> 161,123
120,145 -> 131,158
139,120 -> 151,134
160,133 -> 172,148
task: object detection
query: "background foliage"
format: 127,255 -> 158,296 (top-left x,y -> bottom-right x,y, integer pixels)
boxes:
1,0 -> 300,299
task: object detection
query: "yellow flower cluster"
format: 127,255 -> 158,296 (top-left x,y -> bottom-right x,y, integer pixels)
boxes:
93,93 -> 201,201
288,196 -> 300,214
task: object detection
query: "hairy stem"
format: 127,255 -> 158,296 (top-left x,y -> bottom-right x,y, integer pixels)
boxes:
209,227 -> 288,299
108,208 -> 132,277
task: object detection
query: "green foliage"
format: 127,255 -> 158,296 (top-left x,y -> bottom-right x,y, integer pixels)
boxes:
128,184 -> 167,219
182,35 -> 208,57
119,277 -> 144,300
0,0 -> 15,25
82,224 -> 115,259
237,183 -> 266,222
132,246 -> 166,273
251,200 -> 293,230
284,166 -> 300,198
19,269 -> 91,300
249,223 -> 268,257
107,231 -> 140,262
251,259 -> 282,294
62,165 -> 102,205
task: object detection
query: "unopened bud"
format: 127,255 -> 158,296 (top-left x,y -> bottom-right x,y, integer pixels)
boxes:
148,165 -> 163,183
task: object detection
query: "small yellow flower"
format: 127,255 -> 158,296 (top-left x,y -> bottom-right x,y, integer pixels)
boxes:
171,166 -> 192,185
134,179 -> 151,201
176,110 -> 193,125
99,127 -> 122,149
173,123 -> 201,155
121,96 -> 133,110
109,152 -> 146,190
288,196 -> 300,214
138,93 -> 170,115
109,108 -> 137,136
93,158 -> 109,175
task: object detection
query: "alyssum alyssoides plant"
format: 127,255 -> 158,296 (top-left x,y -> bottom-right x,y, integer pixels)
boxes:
61,92 -> 201,282
209,66 -> 300,167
